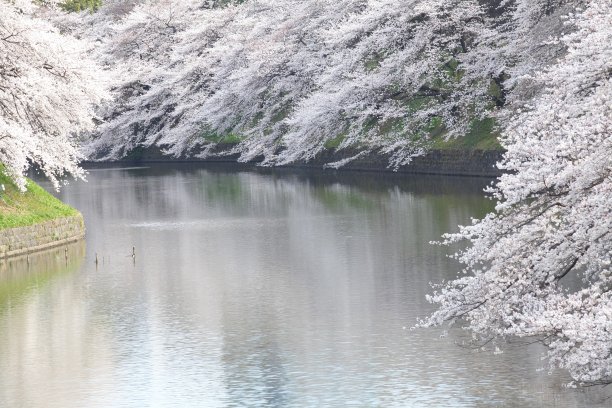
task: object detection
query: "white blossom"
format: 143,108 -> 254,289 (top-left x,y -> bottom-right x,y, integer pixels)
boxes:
0,0 -> 106,189
423,0 -> 612,386
75,0 -> 509,165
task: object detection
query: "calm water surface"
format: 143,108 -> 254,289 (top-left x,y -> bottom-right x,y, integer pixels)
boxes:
0,164 -> 608,407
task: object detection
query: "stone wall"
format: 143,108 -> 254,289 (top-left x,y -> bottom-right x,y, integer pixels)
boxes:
294,149 -> 504,177
0,215 -> 86,259
108,144 -> 504,178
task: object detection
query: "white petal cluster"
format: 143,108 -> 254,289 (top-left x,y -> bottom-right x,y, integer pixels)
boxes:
67,0 -> 564,166
0,0 -> 106,189
423,1 -> 612,385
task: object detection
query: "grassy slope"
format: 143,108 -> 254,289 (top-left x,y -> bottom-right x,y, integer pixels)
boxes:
430,118 -> 502,151
320,117 -> 502,152
0,171 -> 78,230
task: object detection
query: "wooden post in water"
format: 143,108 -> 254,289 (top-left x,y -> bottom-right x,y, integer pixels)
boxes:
95,253 -> 99,268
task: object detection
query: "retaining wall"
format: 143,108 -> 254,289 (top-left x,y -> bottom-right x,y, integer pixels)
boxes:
109,144 -> 504,178
293,149 -> 504,177
0,215 -> 86,259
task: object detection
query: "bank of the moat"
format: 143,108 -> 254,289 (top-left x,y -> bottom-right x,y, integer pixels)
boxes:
114,145 -> 505,178
0,215 -> 85,258
0,171 -> 85,259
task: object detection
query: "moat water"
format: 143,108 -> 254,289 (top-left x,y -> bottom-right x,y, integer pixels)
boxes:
0,164 -> 608,407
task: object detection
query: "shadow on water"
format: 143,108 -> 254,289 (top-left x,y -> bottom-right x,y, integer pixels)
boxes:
84,161 -> 496,195
0,241 -> 85,312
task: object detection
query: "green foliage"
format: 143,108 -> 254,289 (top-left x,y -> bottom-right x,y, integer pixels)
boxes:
217,133 -> 244,144
430,117 -> 501,150
442,58 -> 464,81
324,134 -> 346,149
58,0 -> 102,13
201,129 -> 244,144
406,96 -> 435,113
0,167 -> 78,230
364,52 -> 384,71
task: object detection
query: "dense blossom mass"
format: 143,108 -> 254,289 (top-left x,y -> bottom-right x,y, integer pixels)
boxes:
424,1 -> 612,386
0,0 -> 105,189
56,0 -> 573,166
0,0 -> 610,386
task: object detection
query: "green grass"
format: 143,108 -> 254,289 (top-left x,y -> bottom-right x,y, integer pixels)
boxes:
217,133 -> 244,144
0,170 -> 78,230
34,0 -> 102,12
58,0 -> 102,12
201,129 -> 244,144
324,134 -> 346,149
430,117 -> 502,150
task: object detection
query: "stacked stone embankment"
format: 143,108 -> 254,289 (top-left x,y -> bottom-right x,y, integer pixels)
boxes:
0,215 -> 85,259
111,145 -> 504,178
295,149 -> 503,177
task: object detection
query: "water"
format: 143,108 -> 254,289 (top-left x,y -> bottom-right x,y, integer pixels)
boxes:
0,164 -> 608,407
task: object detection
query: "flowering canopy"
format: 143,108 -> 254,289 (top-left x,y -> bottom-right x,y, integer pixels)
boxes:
68,0 -> 519,165
423,1 -> 612,386
0,0 -> 105,189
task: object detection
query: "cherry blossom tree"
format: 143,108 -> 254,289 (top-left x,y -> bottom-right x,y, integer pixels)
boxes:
77,0 -> 502,165
78,0 -> 583,169
0,0 -> 106,189
38,0 -> 611,386
423,0 -> 612,386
